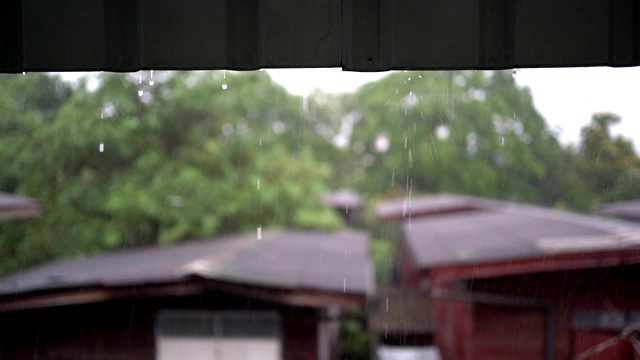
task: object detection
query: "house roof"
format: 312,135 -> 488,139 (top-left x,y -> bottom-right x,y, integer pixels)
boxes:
0,229 -> 374,300
376,194 -> 486,220
0,192 -> 41,220
323,189 -> 363,211
400,195 -> 640,269
598,200 -> 640,221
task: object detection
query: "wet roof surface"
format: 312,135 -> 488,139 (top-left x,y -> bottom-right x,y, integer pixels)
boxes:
399,196 -> 640,269
599,200 -> 640,221
0,192 -> 40,219
0,229 -> 374,297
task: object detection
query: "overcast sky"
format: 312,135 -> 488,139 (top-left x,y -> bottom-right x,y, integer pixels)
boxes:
268,67 -> 640,150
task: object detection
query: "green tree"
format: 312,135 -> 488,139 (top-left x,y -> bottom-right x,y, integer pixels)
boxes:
345,70 -> 569,205
573,113 -> 640,206
0,71 -> 341,274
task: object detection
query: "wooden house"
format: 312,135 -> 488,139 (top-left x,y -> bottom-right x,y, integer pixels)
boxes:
379,194 -> 640,360
0,229 -> 374,360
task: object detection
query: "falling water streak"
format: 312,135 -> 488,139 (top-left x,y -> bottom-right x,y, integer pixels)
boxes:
343,278 -> 346,293
430,133 -> 439,160
404,136 -> 407,149
501,136 -> 505,146
414,122 -> 416,132
257,225 -> 262,240
386,297 -> 389,312
259,138 -> 262,146
391,166 -> 396,187
99,143 -> 104,153
257,179 -> 260,190
420,111 -> 424,119
408,149 -> 413,168
138,72 -> 142,84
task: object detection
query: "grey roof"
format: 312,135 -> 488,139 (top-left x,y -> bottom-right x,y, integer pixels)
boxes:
323,189 -> 363,210
599,200 -> 640,221
401,195 -> 640,269
376,194 -> 486,220
0,229 -> 374,297
0,192 -> 41,220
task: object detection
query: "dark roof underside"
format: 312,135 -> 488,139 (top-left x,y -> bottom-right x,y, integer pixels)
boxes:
1,0 -> 639,73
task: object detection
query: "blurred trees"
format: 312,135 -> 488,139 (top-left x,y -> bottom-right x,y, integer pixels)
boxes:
344,70 -> 570,205
0,71 -> 341,273
1,70 -> 639,274
567,113 -> 640,208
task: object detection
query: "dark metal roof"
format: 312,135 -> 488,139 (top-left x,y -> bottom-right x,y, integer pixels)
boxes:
598,200 -> 640,221
0,229 -> 374,297
0,192 -> 41,220
1,0 -> 639,73
400,195 -> 640,269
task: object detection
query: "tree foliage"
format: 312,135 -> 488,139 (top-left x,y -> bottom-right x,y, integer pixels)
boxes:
1,70 -> 639,274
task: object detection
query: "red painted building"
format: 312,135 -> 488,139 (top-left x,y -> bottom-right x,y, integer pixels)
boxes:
380,195 -> 640,360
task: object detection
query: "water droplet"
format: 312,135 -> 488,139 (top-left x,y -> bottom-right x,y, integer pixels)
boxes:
257,225 -> 262,240
418,75 -> 423,78
257,179 -> 260,190
343,278 -> 346,293
139,72 -> 142,84
149,80 -> 155,86
22,71 -> 27,75
221,84 -> 228,90
99,143 -> 104,152
138,90 -> 144,97
501,136 -> 505,146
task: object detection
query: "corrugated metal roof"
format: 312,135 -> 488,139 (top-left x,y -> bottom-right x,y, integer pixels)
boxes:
400,195 -> 640,269
0,192 -> 41,220
599,200 -> 640,221
1,0 -> 639,72
0,229 -> 374,297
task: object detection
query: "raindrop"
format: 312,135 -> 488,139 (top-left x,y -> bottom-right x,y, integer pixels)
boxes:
221,84 -> 228,90
386,297 -> 389,312
138,72 -> 142,84
257,225 -> 262,240
501,136 -> 505,146
257,179 -> 260,190
149,70 -> 154,86
22,71 -> 27,75
418,75 -> 423,78
343,278 -> 346,293
99,143 -> 104,152
138,90 -> 144,97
